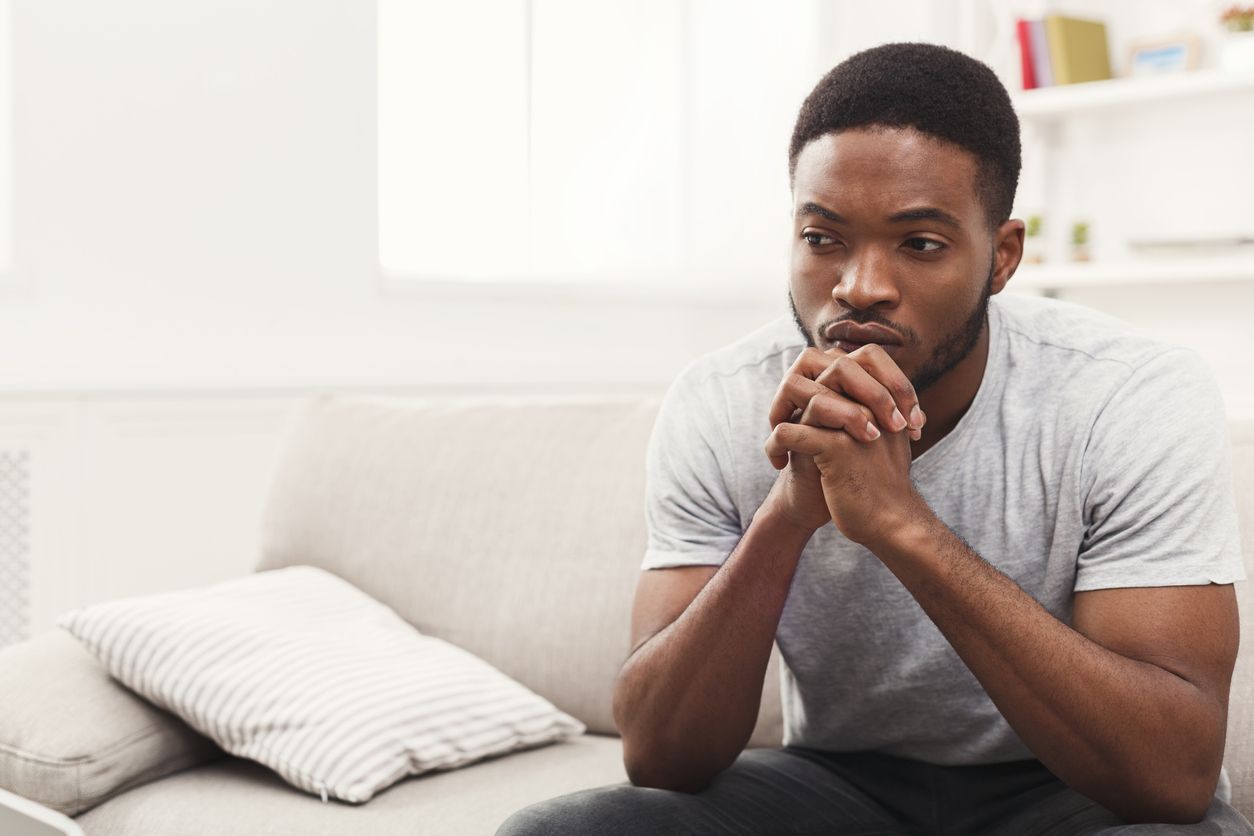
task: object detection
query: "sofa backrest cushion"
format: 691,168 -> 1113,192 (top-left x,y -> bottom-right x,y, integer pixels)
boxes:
255,394 -> 1254,804
1224,417 -> 1254,814
255,394 -> 785,745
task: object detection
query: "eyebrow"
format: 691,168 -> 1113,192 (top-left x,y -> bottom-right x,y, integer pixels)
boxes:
798,201 -> 963,230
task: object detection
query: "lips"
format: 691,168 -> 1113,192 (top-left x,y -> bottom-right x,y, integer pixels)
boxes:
823,321 -> 904,349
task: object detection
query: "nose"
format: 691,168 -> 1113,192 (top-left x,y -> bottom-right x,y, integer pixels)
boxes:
832,248 -> 900,311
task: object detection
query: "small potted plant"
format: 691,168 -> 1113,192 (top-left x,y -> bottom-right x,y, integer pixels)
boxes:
1220,6 -> 1254,70
1023,214 -> 1046,264
1070,221 -> 1091,262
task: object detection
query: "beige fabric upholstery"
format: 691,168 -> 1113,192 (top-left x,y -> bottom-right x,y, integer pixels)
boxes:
0,629 -> 223,815
56,396 -> 1254,830
1224,419 -> 1254,815
255,394 -> 785,748
252,397 -> 1254,800
77,734 -> 627,835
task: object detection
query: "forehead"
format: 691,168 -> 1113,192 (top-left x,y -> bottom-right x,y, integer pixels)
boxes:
792,127 -> 980,222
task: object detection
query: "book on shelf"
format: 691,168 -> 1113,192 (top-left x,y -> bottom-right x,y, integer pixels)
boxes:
1029,20 -> 1053,87
1016,15 -> 1112,90
1016,19 -> 1036,88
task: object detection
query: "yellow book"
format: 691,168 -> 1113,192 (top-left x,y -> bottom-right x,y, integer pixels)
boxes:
1045,15 -> 1113,84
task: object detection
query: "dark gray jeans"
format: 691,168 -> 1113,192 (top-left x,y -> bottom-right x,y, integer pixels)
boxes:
496,746 -> 1254,835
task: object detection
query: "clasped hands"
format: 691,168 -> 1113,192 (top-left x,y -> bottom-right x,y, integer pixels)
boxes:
763,343 -> 928,547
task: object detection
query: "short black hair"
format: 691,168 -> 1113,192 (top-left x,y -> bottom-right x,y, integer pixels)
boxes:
788,42 -> 1021,234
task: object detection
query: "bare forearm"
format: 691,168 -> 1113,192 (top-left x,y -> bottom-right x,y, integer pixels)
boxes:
874,507 -> 1224,823
613,503 -> 813,792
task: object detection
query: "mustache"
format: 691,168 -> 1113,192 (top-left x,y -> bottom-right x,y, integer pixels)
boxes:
819,310 -> 920,345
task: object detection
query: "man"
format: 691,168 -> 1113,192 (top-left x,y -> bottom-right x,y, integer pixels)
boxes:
498,42 -> 1252,835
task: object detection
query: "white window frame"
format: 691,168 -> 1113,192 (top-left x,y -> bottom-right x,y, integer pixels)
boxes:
0,0 -> 12,287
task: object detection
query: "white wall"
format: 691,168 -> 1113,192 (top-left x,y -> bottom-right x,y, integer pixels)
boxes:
0,0 -> 791,396
0,0 -> 1249,403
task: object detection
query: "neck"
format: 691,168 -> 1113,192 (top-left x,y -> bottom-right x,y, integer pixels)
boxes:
910,321 -> 991,459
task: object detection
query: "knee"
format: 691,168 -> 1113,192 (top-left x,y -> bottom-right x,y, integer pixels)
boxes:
495,784 -> 656,836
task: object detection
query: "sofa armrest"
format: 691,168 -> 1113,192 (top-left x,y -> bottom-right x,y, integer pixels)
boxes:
0,785 -> 85,835
0,629 -> 224,816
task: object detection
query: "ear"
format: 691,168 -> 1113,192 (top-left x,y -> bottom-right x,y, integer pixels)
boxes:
990,218 -> 1025,295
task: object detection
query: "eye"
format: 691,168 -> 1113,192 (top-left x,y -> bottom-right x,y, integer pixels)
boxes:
906,238 -> 945,253
802,231 -> 837,248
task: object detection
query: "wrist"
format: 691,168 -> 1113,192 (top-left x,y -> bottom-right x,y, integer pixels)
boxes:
862,491 -> 934,554
754,494 -> 824,547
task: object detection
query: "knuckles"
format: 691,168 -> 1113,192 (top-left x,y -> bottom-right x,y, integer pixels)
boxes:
856,342 -> 888,359
784,342 -> 916,427
791,348 -> 824,374
787,371 -> 811,390
846,344 -> 917,404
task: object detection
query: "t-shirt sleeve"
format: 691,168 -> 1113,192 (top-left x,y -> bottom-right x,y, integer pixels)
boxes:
1074,347 -> 1246,591
641,363 -> 744,570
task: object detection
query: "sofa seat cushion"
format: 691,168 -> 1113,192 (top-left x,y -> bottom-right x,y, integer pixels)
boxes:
75,733 -> 627,835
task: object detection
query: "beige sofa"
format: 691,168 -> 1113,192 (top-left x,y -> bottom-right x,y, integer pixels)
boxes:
3,394 -> 1253,834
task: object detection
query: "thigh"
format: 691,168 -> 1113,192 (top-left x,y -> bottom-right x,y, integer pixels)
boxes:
976,783 -> 1254,836
495,747 -> 911,836
1087,796 -> 1254,836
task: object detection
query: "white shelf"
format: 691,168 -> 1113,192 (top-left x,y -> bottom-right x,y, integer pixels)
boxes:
1011,67 -> 1254,120
1012,256 -> 1254,290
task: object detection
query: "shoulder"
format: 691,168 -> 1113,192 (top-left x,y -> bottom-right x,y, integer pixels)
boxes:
672,314 -> 805,393
992,293 -> 1211,400
652,314 -> 803,446
991,295 -> 1225,470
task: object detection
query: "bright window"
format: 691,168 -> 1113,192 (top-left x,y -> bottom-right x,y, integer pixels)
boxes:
377,0 -> 825,293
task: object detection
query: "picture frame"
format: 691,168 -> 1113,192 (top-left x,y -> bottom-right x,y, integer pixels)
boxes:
1123,34 -> 1201,77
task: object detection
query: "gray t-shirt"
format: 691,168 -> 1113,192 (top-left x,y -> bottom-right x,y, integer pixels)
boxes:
643,292 -> 1245,772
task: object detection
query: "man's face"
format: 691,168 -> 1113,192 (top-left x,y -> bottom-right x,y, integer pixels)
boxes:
788,127 -> 1010,395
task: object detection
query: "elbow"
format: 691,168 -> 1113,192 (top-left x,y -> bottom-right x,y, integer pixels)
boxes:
1122,778 -> 1214,826
621,738 -> 715,794
614,705 -> 741,793
610,664 -> 745,794
612,675 -> 698,791
612,668 -> 715,792
1088,711 -> 1226,826
1104,760 -> 1219,825
1116,796 -> 1211,827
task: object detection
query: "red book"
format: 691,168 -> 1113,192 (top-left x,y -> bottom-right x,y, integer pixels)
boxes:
1016,18 -> 1037,89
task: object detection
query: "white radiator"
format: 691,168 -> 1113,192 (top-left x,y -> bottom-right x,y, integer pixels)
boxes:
0,450 -> 29,650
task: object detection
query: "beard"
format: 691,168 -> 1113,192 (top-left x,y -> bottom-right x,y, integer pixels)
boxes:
789,255 -> 994,396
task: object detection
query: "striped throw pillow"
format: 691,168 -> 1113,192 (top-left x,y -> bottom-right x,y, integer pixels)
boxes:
55,565 -> 586,804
